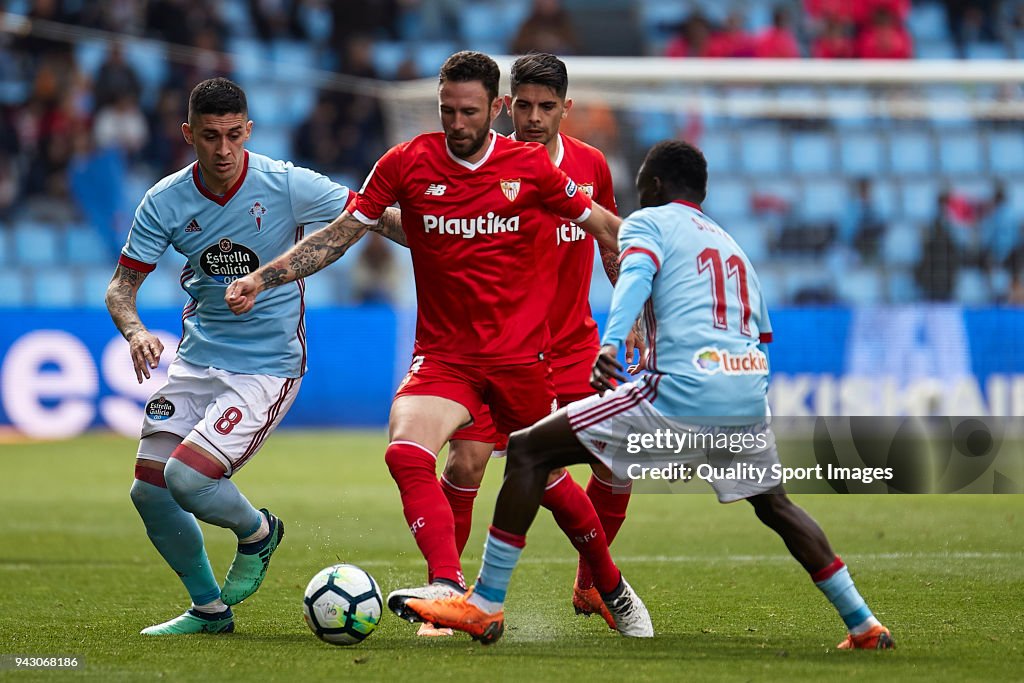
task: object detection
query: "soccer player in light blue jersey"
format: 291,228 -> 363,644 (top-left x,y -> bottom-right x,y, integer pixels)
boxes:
406,140 -> 893,651
105,78 -> 375,635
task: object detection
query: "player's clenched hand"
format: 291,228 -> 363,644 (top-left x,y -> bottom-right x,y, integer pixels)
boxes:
624,326 -> 648,375
128,330 -> 164,384
591,343 -> 626,394
225,275 -> 260,315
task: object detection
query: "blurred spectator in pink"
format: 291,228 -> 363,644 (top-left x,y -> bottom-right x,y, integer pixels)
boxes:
812,17 -> 855,58
856,9 -> 913,59
510,0 -> 581,55
665,12 -> 712,58
809,0 -> 909,27
805,0 -> 857,25
754,6 -> 801,58
861,0 -> 910,25
707,11 -> 755,58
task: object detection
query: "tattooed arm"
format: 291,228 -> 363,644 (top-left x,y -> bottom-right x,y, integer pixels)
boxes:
225,211 -> 368,314
599,242 -> 619,285
371,207 -> 408,247
579,202 -> 622,252
105,264 -> 165,383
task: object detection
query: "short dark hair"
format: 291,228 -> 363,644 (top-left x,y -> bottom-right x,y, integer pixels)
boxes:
645,140 -> 708,201
188,77 -> 247,122
510,53 -> 568,99
439,51 -> 500,102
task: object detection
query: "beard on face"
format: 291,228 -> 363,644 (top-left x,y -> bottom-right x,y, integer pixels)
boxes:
447,122 -> 490,159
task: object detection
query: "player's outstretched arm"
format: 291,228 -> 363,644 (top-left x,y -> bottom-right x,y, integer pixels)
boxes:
105,264 -> 164,383
579,202 -> 622,252
371,207 -> 408,248
225,211 -> 368,315
599,241 -> 647,373
598,252 -> 657,386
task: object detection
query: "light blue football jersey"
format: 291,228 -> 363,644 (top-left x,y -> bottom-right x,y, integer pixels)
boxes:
606,200 -> 772,420
120,151 -> 351,378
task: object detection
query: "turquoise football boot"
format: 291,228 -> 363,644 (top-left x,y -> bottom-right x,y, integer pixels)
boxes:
220,509 -> 284,606
140,608 -> 234,635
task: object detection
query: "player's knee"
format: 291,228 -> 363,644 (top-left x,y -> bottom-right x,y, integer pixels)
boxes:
750,491 -> 791,525
163,457 -> 215,510
443,456 -> 485,489
129,477 -> 160,511
504,430 -> 528,462
506,429 -> 547,473
383,444 -> 408,477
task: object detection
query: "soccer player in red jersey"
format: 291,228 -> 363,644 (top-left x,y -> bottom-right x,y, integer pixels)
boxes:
442,53 -> 640,634
224,51 -> 642,631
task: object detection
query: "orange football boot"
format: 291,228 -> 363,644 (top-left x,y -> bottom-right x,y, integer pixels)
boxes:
405,587 -> 505,645
572,580 -> 616,630
837,624 -> 894,650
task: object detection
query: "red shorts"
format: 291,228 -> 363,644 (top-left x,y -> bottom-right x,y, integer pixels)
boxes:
551,353 -> 599,405
395,355 -> 556,437
451,354 -> 596,445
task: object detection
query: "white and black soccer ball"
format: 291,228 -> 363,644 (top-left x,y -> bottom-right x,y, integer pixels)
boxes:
302,563 -> 383,645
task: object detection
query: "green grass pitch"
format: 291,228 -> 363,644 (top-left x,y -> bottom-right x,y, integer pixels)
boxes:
1,431 -> 1021,682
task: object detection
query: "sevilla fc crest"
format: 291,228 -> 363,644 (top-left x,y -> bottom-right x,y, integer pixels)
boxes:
500,178 -> 521,202
249,201 -> 267,231
578,183 -> 594,198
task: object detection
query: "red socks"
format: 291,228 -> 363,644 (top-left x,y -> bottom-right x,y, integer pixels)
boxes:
440,475 -> 479,557
576,474 -> 631,590
540,471 -> 621,594
384,441 -> 464,588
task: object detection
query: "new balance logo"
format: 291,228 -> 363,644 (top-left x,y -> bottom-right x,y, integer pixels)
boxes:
424,183 -> 447,196
185,219 -> 202,233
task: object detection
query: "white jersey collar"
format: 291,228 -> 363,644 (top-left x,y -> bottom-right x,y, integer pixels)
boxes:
446,130 -> 497,171
509,132 -> 564,167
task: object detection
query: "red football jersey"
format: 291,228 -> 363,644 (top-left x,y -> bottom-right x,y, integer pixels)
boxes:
353,131 -> 593,365
546,134 -> 618,368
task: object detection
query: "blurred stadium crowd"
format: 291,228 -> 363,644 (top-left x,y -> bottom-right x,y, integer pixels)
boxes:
1,0 -> 1023,307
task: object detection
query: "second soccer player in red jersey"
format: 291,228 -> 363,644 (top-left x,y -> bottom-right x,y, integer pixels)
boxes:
443,53 -> 640,634
224,51 -> 642,633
